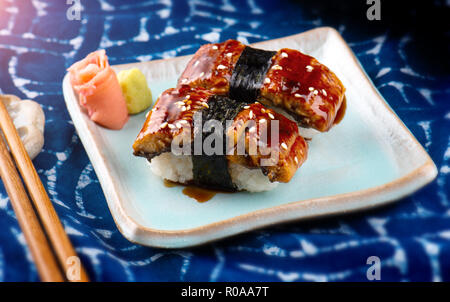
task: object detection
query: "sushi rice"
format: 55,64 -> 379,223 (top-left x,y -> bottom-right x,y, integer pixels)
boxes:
150,152 -> 278,192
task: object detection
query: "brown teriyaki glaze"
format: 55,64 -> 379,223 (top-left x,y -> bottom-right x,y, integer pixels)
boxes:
133,86 -> 213,159
176,41 -> 347,132
333,96 -> 347,125
182,186 -> 219,203
226,102 -> 308,183
163,179 -> 178,188
163,179 -> 226,203
261,48 -> 346,132
178,40 -> 245,94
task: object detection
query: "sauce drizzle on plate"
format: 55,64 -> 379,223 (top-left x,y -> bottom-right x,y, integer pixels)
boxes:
164,179 -> 222,202
182,186 -> 218,203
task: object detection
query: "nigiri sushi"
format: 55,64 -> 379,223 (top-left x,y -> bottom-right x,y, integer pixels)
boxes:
177,40 -> 346,133
133,86 -> 308,192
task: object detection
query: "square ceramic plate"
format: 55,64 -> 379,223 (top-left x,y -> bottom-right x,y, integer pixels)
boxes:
62,27 -> 437,248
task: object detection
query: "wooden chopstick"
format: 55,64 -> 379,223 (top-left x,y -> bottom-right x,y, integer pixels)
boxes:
0,100 -> 89,282
0,134 -> 64,282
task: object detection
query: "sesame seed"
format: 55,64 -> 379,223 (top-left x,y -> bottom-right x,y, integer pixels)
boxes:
168,124 -> 176,129
202,102 -> 209,108
226,52 -> 233,57
272,65 -> 283,70
186,105 -> 191,111
217,64 -> 227,70
199,72 -> 205,77
175,123 -> 182,128
264,78 -> 271,84
194,60 -> 200,66
295,156 -> 299,164
281,142 -> 288,150
244,105 -> 250,109
160,122 -> 168,129
249,111 -> 254,119
268,113 -> 275,119
294,93 -> 301,98
281,52 -> 288,58
322,89 -> 327,96
314,90 -> 319,95
308,87 -> 314,91
181,78 -> 188,84
181,106 -> 186,111
212,45 -> 218,50
260,118 -> 267,123
261,108 -> 266,113
306,65 -> 313,72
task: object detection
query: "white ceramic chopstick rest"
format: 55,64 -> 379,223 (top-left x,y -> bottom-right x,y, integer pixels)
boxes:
0,95 -> 45,160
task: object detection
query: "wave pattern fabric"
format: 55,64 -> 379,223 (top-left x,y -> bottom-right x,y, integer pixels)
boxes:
0,0 -> 449,281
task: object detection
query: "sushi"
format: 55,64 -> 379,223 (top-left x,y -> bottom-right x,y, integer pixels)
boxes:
133,86 -> 308,192
177,40 -> 346,132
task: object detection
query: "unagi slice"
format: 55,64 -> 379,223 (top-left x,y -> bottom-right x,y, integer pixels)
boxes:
226,102 -> 307,183
132,86 -> 307,186
177,40 -> 245,95
261,49 -> 345,132
177,40 -> 346,132
133,86 -> 213,160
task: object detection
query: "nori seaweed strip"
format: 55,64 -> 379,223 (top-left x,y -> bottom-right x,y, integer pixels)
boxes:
229,46 -> 276,102
192,95 -> 248,191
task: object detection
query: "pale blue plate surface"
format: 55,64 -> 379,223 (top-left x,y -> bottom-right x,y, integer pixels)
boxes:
63,28 -> 437,248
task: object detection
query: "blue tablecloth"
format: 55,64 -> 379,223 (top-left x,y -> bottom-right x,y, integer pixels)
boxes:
0,0 -> 449,282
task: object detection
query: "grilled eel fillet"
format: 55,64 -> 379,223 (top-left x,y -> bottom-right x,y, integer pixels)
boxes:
177,40 -> 346,132
132,86 -> 307,183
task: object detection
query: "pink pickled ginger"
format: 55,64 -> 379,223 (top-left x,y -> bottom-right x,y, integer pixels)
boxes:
68,50 -> 128,130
